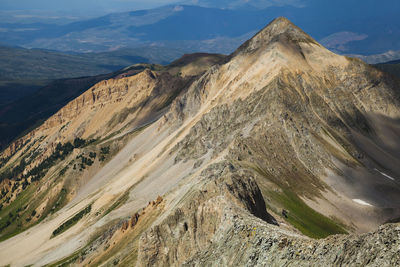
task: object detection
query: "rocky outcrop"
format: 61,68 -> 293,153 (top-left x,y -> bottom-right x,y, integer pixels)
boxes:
181,215 -> 400,267
41,69 -> 157,130
138,162 -> 277,266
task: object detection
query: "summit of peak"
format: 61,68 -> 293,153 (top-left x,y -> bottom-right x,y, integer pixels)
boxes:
233,17 -> 318,56
268,16 -> 294,28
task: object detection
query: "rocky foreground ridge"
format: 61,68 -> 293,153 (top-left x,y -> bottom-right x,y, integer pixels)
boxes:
0,17 -> 399,266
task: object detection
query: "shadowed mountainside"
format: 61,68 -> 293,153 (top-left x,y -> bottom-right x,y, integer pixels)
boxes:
375,59 -> 400,79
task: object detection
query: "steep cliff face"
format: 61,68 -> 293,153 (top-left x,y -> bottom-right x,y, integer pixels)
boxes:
138,162 -> 277,267
0,18 -> 400,267
42,70 -> 157,129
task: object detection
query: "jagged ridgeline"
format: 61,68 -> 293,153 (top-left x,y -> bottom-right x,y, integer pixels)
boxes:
0,18 -> 400,266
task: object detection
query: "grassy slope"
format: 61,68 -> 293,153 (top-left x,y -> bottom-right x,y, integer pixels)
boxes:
269,190 -> 347,239
253,164 -> 347,239
0,184 -> 37,241
51,204 -> 92,237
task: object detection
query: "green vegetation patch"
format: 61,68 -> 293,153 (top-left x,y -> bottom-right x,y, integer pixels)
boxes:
58,166 -> 69,177
99,146 -> 110,162
270,190 -> 347,239
103,191 -> 130,217
0,184 -> 36,241
0,137 -> 94,184
51,188 -> 68,214
250,163 -> 347,239
45,249 -> 81,267
52,204 -> 92,238
76,154 -> 95,171
0,155 -> 11,169
45,218 -> 121,267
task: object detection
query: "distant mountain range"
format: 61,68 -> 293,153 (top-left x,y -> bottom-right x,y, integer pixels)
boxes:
0,45 -> 183,106
0,45 -> 183,81
0,1 -> 399,60
351,50 -> 400,64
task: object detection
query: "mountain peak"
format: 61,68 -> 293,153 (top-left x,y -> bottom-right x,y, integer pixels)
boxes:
268,16 -> 293,28
233,17 -> 318,55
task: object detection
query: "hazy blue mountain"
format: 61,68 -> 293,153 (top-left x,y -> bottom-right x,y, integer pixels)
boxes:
183,0 -> 304,9
0,1 -> 399,57
290,0 -> 400,55
0,0 -> 301,15
128,6 -> 271,41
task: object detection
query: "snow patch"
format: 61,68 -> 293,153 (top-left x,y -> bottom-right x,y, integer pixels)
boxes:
352,199 -> 373,207
374,168 -> 396,181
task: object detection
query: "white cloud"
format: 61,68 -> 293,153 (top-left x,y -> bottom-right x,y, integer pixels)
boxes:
173,5 -> 184,11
